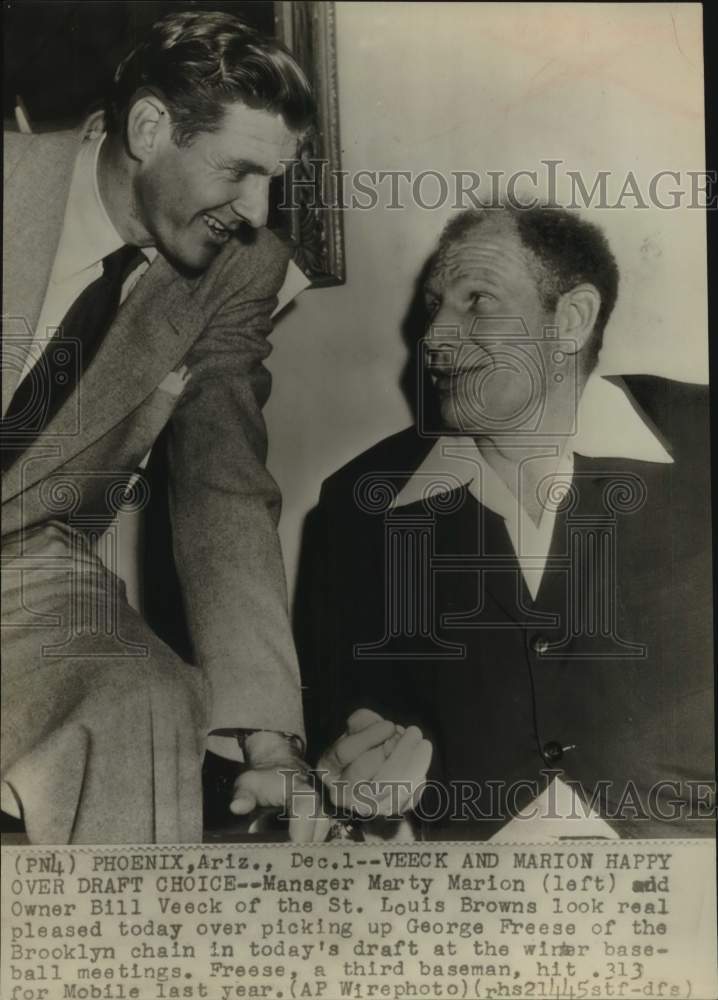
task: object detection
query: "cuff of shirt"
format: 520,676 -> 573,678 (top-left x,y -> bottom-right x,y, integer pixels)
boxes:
208,728 -> 305,764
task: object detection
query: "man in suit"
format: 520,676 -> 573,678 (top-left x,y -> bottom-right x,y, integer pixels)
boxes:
1,11 -> 322,844
302,205 -> 714,840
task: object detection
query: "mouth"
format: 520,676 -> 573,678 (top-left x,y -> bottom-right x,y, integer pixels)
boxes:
201,212 -> 233,243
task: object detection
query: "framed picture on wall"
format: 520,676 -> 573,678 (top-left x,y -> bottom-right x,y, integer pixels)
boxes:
4,0 -> 345,286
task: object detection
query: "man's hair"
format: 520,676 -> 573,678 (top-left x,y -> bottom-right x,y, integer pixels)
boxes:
105,11 -> 315,144
436,204 -> 620,370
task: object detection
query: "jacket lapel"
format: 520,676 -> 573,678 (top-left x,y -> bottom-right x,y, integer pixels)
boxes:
2,254 -> 205,504
2,130 -> 79,411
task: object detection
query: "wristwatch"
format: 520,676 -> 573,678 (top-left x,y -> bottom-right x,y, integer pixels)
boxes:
232,729 -> 306,756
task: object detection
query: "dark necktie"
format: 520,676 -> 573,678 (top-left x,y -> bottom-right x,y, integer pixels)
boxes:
1,244 -> 145,472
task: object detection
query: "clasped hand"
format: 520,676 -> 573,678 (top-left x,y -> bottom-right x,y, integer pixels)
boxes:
229,710 -> 431,843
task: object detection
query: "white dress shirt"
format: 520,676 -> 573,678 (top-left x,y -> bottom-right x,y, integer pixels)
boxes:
393,374 -> 673,600
21,132 -> 154,382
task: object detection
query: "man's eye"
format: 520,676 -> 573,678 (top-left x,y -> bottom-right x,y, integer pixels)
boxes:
468,292 -> 484,308
219,164 -> 248,182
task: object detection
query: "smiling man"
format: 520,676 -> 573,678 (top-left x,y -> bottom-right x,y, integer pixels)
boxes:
1,11 -> 317,843
303,204 -> 714,840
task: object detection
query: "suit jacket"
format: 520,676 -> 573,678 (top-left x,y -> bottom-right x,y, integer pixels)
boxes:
2,127 -> 303,739
299,376 -> 714,838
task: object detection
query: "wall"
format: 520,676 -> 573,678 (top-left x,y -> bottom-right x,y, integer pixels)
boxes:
263,2 -> 707,598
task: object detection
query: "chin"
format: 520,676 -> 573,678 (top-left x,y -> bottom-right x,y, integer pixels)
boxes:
440,396 -> 524,437
439,398 -> 474,435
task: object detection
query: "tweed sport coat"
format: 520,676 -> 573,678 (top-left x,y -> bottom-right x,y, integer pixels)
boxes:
2,127 -> 303,740
299,376 -> 714,839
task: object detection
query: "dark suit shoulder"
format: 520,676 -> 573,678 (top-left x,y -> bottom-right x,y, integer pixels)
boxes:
322,426 -> 432,499
619,374 -> 709,461
622,374 -> 708,418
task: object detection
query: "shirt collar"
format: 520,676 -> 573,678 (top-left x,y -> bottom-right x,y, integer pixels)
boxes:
570,373 -> 672,462
393,373 -> 673,512
54,133 -> 155,280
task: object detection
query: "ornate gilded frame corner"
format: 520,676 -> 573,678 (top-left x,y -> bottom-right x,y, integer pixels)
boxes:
274,0 -> 346,287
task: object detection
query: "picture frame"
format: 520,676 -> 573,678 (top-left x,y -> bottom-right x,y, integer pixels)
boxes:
274,1 -> 346,287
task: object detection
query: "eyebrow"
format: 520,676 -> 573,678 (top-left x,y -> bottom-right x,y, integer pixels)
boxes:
224,158 -> 274,176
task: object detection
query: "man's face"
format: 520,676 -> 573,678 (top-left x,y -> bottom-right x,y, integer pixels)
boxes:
424,218 -> 558,436
133,102 -> 299,271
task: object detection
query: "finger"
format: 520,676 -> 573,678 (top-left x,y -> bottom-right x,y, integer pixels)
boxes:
338,730 -> 419,816
317,720 -> 396,780
372,726 -> 424,784
342,745 -> 387,785
346,708 -> 386,733
311,816 -> 334,843
231,768 -> 287,811
329,720 -> 397,768
382,732 -> 401,756
229,787 -> 257,815
369,729 -> 432,816
286,782 -> 334,844
392,739 -> 433,813
331,728 -> 427,815
339,730 -> 403,786
287,813 -> 333,844
330,742 -> 393,808
287,788 -> 321,842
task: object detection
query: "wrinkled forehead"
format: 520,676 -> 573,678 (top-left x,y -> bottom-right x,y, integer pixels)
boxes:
212,101 -> 302,165
426,215 -> 533,293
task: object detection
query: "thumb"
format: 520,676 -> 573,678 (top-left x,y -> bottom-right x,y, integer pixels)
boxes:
229,788 -> 258,815
230,773 -> 259,815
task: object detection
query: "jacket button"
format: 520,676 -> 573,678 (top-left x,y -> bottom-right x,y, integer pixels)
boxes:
542,741 -> 564,763
531,636 -> 550,655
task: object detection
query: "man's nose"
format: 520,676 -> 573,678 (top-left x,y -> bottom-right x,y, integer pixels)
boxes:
425,299 -> 459,371
231,175 -> 271,229
427,306 -> 462,349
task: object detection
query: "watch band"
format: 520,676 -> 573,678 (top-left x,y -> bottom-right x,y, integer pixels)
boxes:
232,729 -> 306,757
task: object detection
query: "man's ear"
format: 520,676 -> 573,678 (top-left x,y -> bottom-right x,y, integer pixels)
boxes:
126,93 -> 169,162
555,283 -> 601,355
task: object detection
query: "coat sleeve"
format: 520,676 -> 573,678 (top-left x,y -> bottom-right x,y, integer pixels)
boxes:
296,475 -> 441,764
163,230 -> 304,740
